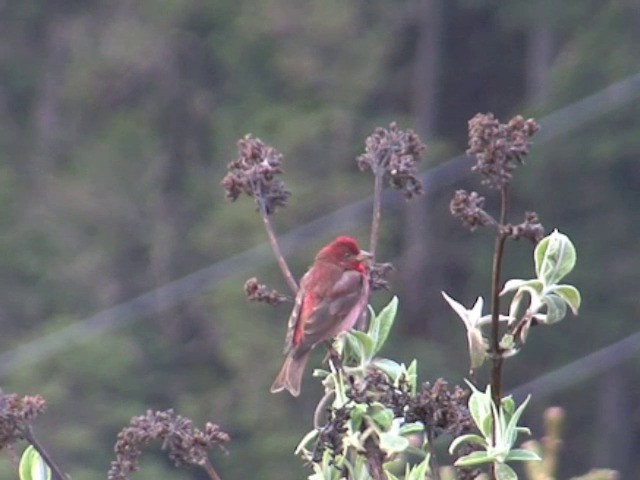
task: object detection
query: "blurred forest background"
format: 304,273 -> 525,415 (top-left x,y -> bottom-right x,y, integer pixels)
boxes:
0,0 -> 639,479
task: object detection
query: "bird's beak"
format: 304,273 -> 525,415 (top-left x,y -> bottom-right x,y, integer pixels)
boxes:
356,250 -> 373,264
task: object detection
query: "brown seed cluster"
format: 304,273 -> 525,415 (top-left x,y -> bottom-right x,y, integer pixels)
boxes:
368,262 -> 395,292
467,113 -> 539,188
108,409 -> 229,480
404,379 -> 472,440
221,134 -> 291,214
508,211 -> 545,243
357,122 -> 426,199
244,277 -> 291,305
0,390 -> 46,450
450,190 -> 495,231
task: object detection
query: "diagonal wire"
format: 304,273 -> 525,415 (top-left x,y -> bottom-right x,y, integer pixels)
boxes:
1,72 -> 640,380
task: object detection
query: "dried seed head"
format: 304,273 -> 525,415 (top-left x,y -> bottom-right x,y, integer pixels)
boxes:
405,379 -> 472,440
221,134 -> 291,214
108,409 -> 229,480
508,211 -> 545,243
467,113 -> 539,188
368,262 -> 395,291
358,122 -> 426,199
244,277 -> 291,305
450,190 -> 495,231
0,391 -> 46,450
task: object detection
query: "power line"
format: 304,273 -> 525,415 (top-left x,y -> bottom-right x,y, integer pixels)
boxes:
1,72 -> 640,382
510,329 -> 640,401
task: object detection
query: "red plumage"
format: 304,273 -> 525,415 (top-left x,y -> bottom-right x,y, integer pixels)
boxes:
270,236 -> 371,396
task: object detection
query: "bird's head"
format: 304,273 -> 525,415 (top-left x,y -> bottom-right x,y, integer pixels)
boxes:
316,236 -> 372,271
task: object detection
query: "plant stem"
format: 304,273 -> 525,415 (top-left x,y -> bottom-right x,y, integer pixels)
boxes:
489,186 -> 509,407
427,430 -> 441,480
259,204 -> 299,294
202,458 -> 223,480
369,169 -> 384,261
364,437 -> 386,480
22,427 -> 67,480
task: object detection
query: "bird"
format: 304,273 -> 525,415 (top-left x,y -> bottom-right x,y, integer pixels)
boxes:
270,236 -> 371,396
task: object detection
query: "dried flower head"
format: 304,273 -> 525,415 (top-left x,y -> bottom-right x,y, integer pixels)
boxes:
222,134 -> 291,214
350,368 -> 412,417
467,113 -> 540,188
244,277 -> 292,305
357,122 -> 426,199
404,379 -> 472,440
508,211 -> 545,243
450,190 -> 495,231
368,262 -> 395,291
108,409 -> 229,480
311,406 -> 350,463
0,391 -> 46,450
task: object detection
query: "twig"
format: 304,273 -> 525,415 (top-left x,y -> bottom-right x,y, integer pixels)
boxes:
369,169 -> 384,261
364,437 -> 386,480
427,430 -> 441,480
22,427 -> 68,480
489,185 -> 509,407
313,391 -> 336,429
202,458 -> 222,480
258,202 -> 299,294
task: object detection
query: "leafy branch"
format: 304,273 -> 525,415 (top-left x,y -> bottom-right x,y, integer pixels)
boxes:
445,113 -> 582,479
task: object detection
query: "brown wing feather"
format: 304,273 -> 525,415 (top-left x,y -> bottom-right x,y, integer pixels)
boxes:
297,268 -> 365,351
282,270 -> 311,355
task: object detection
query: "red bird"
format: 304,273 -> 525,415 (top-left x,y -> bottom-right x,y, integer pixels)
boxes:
270,236 -> 371,396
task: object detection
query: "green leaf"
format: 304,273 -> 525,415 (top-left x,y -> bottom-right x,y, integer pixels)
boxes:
468,327 -> 489,370
501,396 -> 515,418
369,404 -> 394,431
404,455 -> 430,480
19,446 -> 51,480
385,471 -> 400,480
350,403 -> 368,431
379,432 -> 410,454
541,293 -> 568,324
501,279 -> 543,296
295,429 -> 320,455
406,359 -> 418,393
346,331 -> 376,363
550,284 -> 581,315
372,296 -> 397,354
454,450 -> 494,467
468,387 -> 492,438
505,449 -> 542,462
505,395 -> 531,448
372,358 -> 403,381
481,412 -> 494,441
448,434 -> 487,455
535,230 -> 577,285
495,462 -> 518,480
399,422 -> 424,436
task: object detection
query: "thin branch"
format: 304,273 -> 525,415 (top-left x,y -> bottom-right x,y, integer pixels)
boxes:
202,458 -> 222,480
22,427 -> 68,480
369,169 -> 384,261
488,186 -> 510,480
489,186 -> 510,408
426,429 -> 441,480
364,436 -> 386,480
258,203 -> 299,294
313,391 -> 335,429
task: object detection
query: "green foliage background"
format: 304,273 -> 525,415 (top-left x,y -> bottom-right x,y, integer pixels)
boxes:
0,0 -> 639,478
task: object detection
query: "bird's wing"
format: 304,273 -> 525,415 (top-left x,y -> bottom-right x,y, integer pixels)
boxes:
282,270 -> 310,355
298,269 -> 365,350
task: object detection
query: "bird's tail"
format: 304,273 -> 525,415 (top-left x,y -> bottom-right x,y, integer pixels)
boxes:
270,351 -> 311,397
